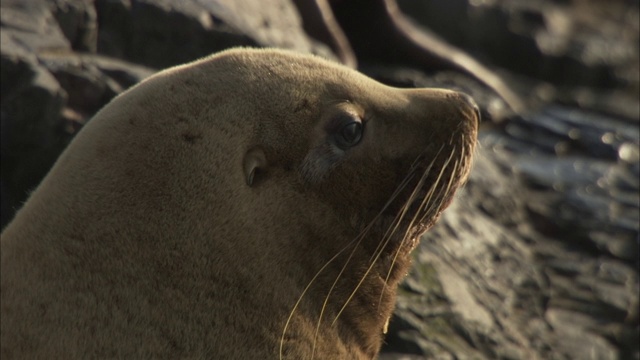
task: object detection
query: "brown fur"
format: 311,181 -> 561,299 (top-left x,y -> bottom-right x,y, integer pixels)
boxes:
0,48 -> 478,359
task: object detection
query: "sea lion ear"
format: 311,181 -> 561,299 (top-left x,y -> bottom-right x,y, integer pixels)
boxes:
243,147 -> 269,187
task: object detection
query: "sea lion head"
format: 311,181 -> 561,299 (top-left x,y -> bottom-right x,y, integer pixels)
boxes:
209,49 -> 479,259
177,49 -> 478,357
0,48 -> 478,359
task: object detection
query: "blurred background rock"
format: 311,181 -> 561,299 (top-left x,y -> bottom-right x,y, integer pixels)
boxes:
1,0 -> 638,359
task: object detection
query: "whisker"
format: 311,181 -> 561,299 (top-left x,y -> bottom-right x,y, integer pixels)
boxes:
279,234 -> 360,359
308,157 -> 424,355
310,215 -> 383,357
418,147 -> 461,226
317,171 -> 417,331
378,150 -> 457,308
332,147 -> 448,326
288,130 -> 473,356
368,144 -> 446,262
368,155 -> 437,263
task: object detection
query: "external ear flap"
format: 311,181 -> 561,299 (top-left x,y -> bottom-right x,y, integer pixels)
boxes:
243,147 -> 268,187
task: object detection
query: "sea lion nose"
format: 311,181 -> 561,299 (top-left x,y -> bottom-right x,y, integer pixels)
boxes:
457,93 -> 481,122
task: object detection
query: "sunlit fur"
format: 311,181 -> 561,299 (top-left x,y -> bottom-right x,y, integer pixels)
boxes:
1,48 -> 477,359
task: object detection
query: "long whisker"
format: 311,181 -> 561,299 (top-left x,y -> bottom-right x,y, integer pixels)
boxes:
312,169 -> 418,342
418,148 -> 460,225
368,144 -> 446,263
377,150 -> 458,308
284,128 -> 474,358
417,144 -> 462,226
309,159 -> 422,357
371,152 -> 441,262
279,234 -> 360,359
331,147 -> 448,326
371,173 -> 433,311
309,216 -> 390,357
367,157 -> 434,263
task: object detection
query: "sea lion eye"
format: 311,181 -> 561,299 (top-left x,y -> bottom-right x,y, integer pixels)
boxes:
335,121 -> 363,149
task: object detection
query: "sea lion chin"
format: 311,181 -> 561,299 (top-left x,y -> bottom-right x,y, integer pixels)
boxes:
0,47 -> 478,359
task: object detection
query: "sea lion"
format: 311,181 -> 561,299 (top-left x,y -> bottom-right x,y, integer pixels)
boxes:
0,48 -> 478,359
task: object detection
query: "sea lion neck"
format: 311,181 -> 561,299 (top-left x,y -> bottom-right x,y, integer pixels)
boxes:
277,214 -> 413,357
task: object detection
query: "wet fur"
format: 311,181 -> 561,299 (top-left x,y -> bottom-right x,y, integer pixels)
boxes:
1,48 -> 478,359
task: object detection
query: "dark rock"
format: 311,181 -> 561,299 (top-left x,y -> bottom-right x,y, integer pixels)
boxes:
51,0 -> 98,52
95,0 -> 336,69
381,131 -> 638,359
291,0 -> 357,67
1,21 -> 68,228
330,0 -> 526,113
0,0 -> 71,52
397,0 -> 640,96
95,0 -> 256,68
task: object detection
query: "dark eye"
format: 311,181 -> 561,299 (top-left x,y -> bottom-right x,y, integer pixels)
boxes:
335,121 -> 363,149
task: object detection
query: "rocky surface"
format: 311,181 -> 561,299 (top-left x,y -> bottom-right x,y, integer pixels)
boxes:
376,2 -> 639,358
1,0 -> 638,359
385,109 -> 638,359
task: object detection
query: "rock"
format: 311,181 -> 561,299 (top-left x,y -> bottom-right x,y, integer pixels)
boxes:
381,128 -> 638,359
545,309 -> 618,360
95,0 -> 253,68
291,0 -> 357,67
330,0 -> 526,113
95,0 -> 336,69
396,0 -> 640,95
0,0 -> 71,52
38,52 -> 155,116
51,0 -> 99,52
1,1 -> 638,359
1,23 -> 68,229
